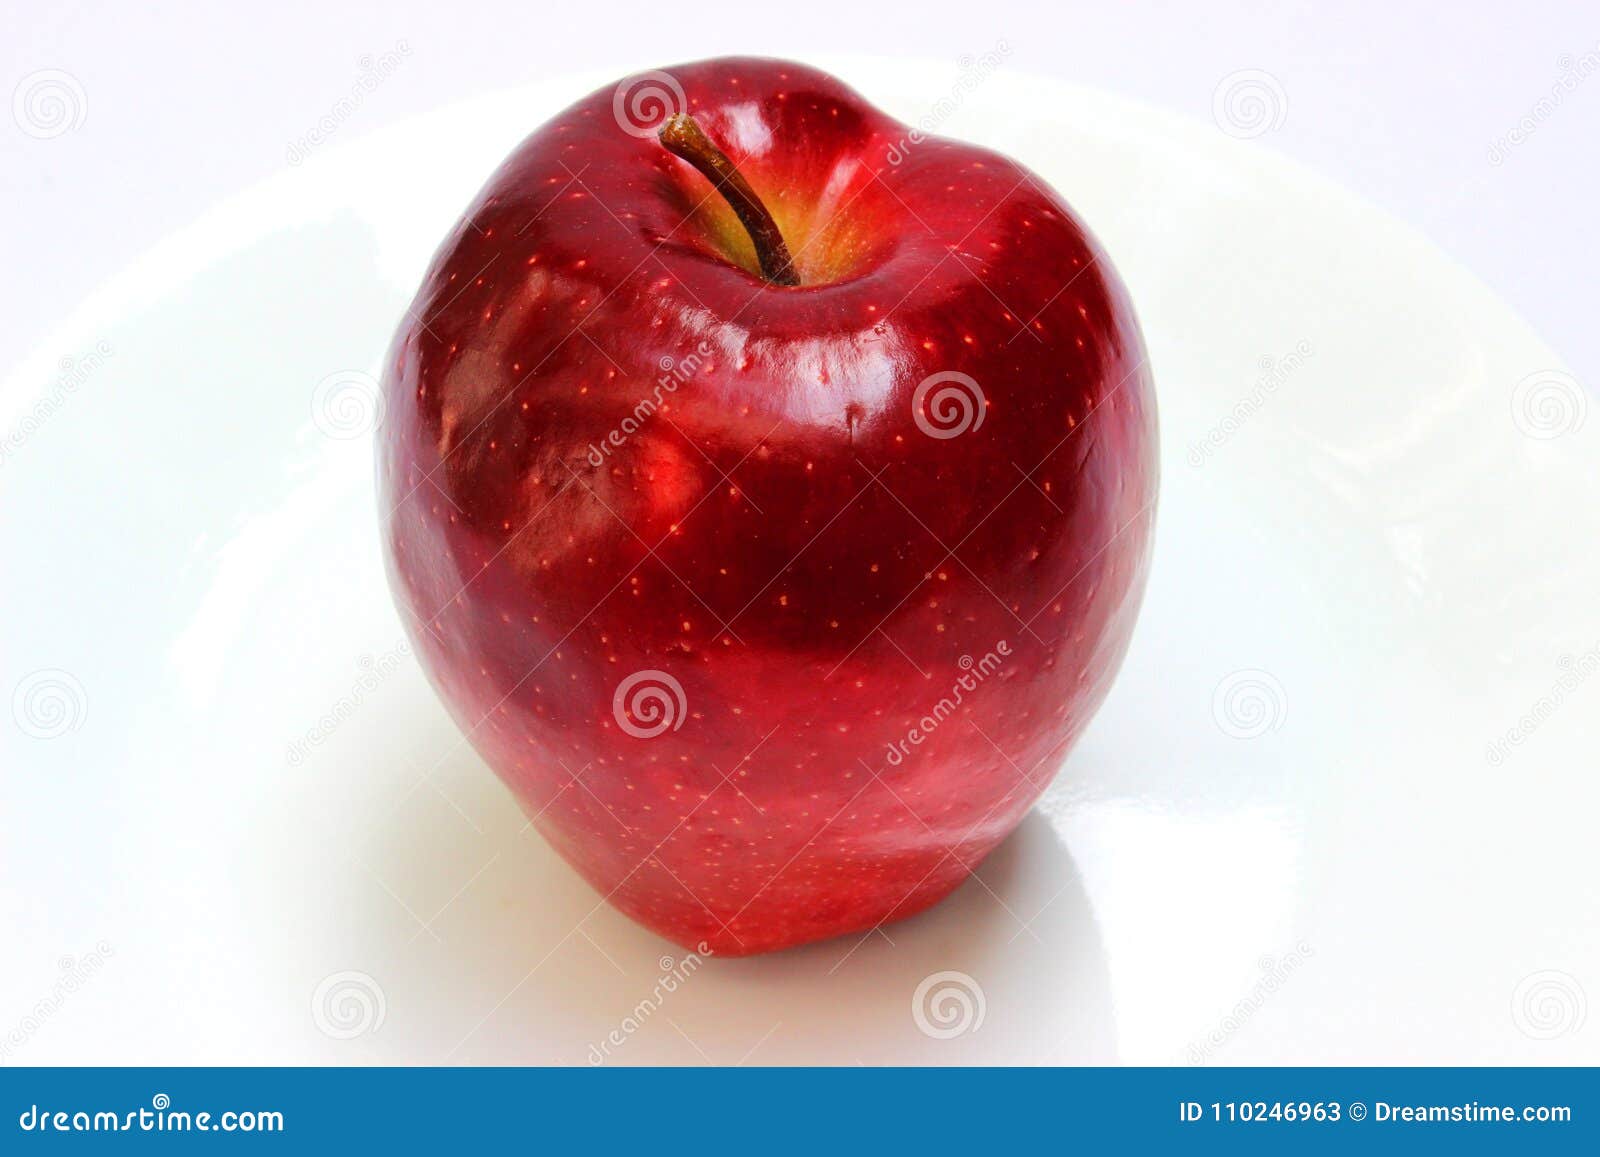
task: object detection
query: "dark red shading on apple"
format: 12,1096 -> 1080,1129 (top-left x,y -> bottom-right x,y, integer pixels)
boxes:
378,57 -> 1157,955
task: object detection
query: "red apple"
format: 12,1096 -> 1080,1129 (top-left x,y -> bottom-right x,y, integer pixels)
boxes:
379,57 -> 1157,955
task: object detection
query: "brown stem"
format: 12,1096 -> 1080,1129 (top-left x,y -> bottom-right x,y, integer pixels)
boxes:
659,114 -> 800,287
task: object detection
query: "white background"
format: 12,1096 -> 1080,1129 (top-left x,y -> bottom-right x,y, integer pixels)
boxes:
2,0 -> 1598,393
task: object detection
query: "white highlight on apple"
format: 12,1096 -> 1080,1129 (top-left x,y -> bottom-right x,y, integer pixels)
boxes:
612,71 -> 687,140
12,69 -> 87,140
613,670 -> 687,739
1511,970 -> 1587,1040
912,970 -> 986,1039
12,668 -> 88,740
1211,668 -> 1287,739
1510,369 -> 1587,439
1211,69 -> 1288,140
311,970 -> 387,1040
912,371 -> 986,439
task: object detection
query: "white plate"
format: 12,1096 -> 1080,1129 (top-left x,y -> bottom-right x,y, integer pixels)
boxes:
3,57 -> 1596,1066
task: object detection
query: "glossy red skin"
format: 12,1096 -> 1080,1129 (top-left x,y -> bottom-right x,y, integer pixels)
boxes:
379,57 -> 1157,955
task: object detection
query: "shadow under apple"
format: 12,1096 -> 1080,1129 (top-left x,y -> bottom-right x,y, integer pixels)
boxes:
342,688 -> 1116,1065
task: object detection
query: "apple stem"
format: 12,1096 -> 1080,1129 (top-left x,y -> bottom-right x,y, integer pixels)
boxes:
659,114 -> 801,288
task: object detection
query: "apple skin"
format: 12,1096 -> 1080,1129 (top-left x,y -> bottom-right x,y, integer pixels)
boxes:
378,57 -> 1157,956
